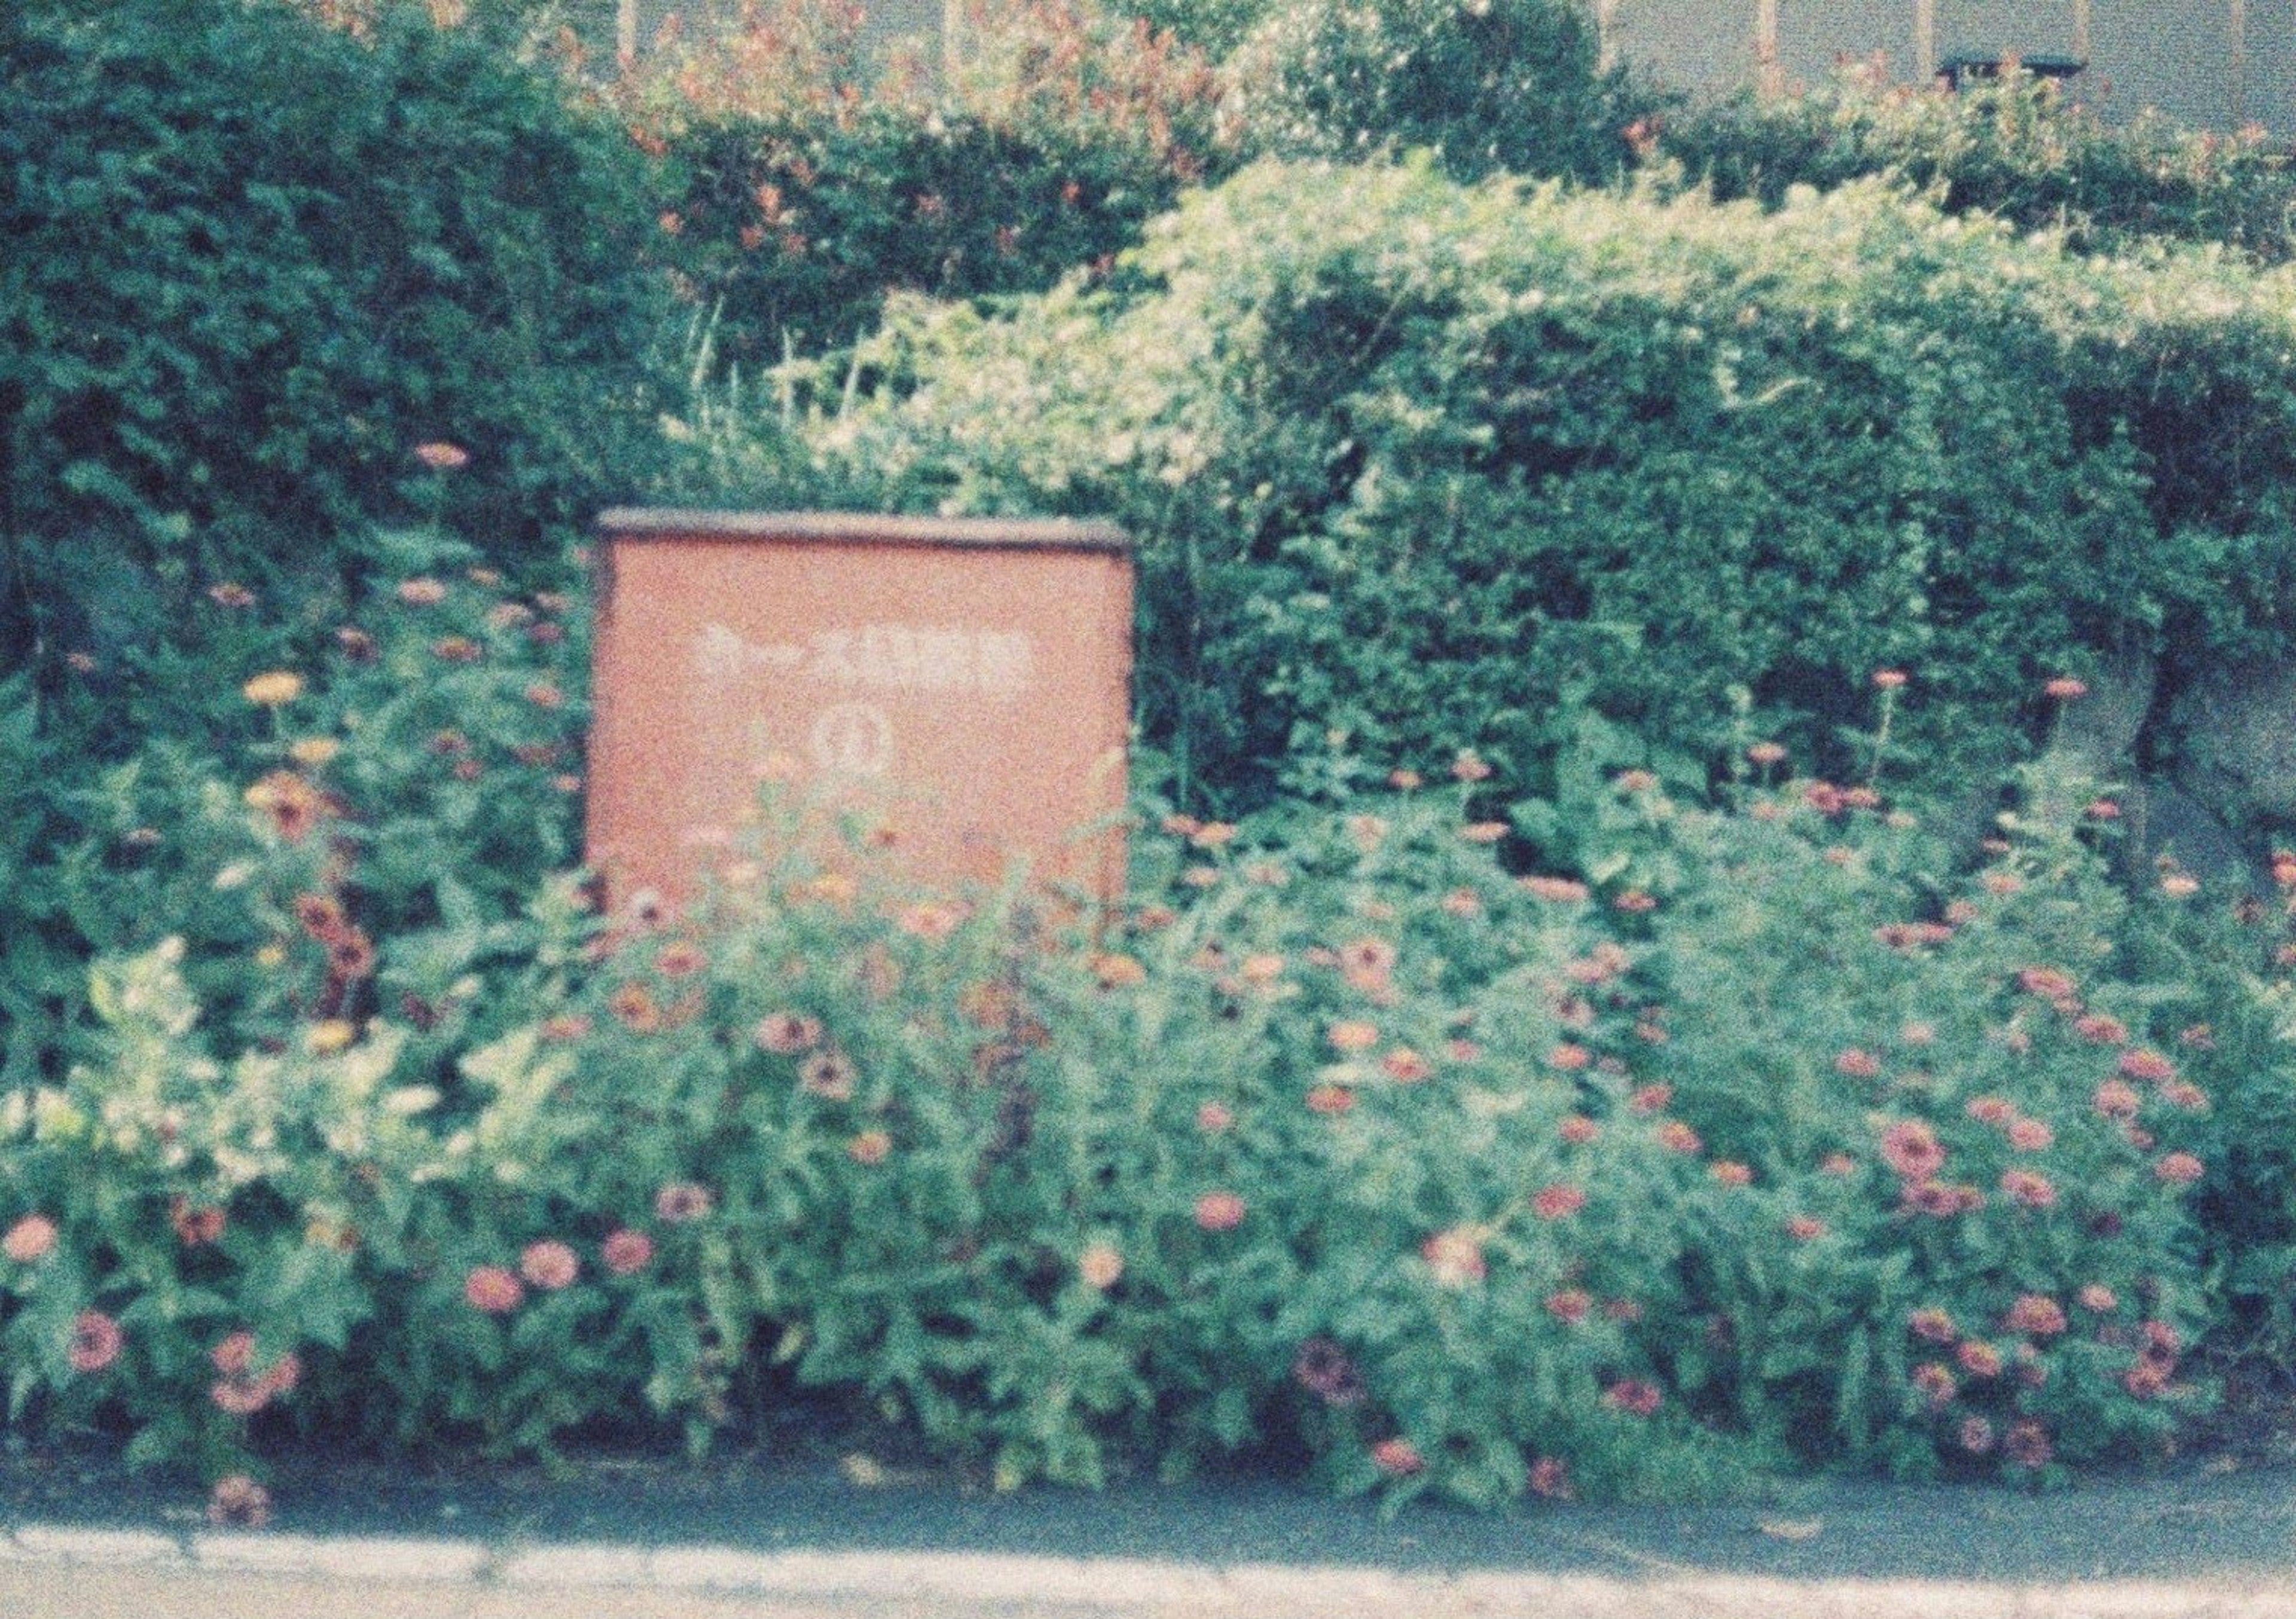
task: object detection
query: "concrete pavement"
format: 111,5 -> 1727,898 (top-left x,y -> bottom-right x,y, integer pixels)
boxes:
2,1440 -> 2292,1617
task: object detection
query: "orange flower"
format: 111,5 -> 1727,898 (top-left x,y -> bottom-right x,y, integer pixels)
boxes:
1076,1244 -> 1123,1290
241,670 -> 303,707
1327,1019 -> 1379,1053
1193,1190 -> 1245,1232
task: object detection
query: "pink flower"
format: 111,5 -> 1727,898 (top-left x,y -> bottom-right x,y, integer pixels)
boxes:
1194,1191 -> 1246,1232
601,1229 -> 654,1275
1785,1214 -> 1827,1241
1195,1101 -> 1234,1133
1629,1083 -> 1673,1114
798,1048 -> 857,1100
1381,1047 -> 1431,1083
1559,1115 -> 1600,1144
1421,1228 -> 1486,1288
2042,677 -> 2087,700
464,1265 -> 524,1313
1910,1362 -> 1956,1408
754,1012 -> 823,1054
520,1241 -> 579,1291
3,1214 -> 57,1264
2003,1294 -> 2068,1337
1956,1340 -> 2003,1377
2154,1151 -> 2205,1185
1604,1379 -> 1662,1417
210,1334 -> 300,1416
2074,1013 -> 2129,1044
1305,1084 -> 1355,1116
1292,1338 -> 1365,1407
1965,1096 -> 2016,1125
1877,1119 -> 1945,1180
2004,1419 -> 2053,1468
1872,669 -> 1908,690
1372,1437 -> 1424,1476
2006,1117 -> 2054,1151
1532,1184 -> 1586,1220
1657,1120 -> 1703,1154
654,1183 -> 714,1223
1908,1306 -> 1956,1343
1545,1288 -> 1592,1324
1834,1048 -> 1882,1078
1999,1168 -> 2058,1208
2092,1078 -> 2142,1117
413,441 -> 470,472
2118,1048 -> 2176,1083
1959,1416 -> 1996,1455
2123,1362 -> 2169,1398
2077,1283 -> 2118,1313
1546,1042 -> 1592,1071
207,1474 -> 271,1529
1521,875 -> 1589,902
1529,1456 -> 1573,1499
67,1310 -> 123,1374
2016,966 -> 2078,1000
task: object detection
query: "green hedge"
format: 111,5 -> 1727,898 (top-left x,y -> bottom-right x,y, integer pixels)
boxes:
1655,71 -> 2296,264
1225,0 -> 1662,185
0,0 -> 670,688
781,159 -> 2296,815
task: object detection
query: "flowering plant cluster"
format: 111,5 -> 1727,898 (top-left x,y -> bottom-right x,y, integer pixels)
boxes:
9,619 -> 2289,1516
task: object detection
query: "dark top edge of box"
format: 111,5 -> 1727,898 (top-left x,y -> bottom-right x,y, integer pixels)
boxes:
597,508 -> 1130,554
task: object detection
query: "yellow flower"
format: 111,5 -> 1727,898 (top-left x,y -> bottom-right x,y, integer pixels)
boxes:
306,1019 -> 356,1055
242,670 -> 304,707
254,943 -> 288,970
289,737 -> 341,766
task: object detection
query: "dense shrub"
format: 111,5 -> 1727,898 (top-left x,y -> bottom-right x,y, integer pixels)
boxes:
8,650 -> 2285,1507
0,0 -> 670,685
773,159 -> 2296,818
1224,0 -> 1661,184
1655,68 -> 2296,264
612,0 -> 1228,369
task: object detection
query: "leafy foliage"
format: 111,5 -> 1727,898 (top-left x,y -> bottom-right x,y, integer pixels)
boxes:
773,158 -> 2296,817
1226,0 -> 1662,184
614,0 -> 1229,371
1656,67 -> 2296,264
0,0 -> 670,685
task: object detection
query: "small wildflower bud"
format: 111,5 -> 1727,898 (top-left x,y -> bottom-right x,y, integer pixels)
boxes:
1871,668 -> 1907,689
2043,677 -> 2088,699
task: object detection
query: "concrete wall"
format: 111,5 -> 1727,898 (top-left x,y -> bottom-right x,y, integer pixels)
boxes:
1610,0 -> 2294,138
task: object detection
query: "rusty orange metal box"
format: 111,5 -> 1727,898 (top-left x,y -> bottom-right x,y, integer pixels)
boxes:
585,509 -> 1133,912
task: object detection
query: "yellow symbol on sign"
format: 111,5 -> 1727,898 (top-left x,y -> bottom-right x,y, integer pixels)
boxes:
810,702 -> 893,777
